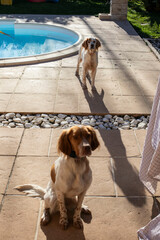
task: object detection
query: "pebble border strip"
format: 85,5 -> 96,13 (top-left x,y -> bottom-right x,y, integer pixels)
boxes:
0,113 -> 150,130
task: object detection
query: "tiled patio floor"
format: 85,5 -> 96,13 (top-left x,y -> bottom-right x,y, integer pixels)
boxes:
0,128 -> 160,240
0,15 -> 160,114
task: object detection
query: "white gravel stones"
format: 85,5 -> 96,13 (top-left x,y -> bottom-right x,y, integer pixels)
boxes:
52,123 -> 59,128
5,113 -> 15,119
13,118 -> 21,123
115,117 -> 124,124
102,117 -> 109,123
58,114 -> 67,119
123,115 -> 130,121
25,123 -> 32,128
35,117 -> 43,125
9,122 -> 16,128
61,121 -> 68,126
81,119 -> 90,125
55,119 -> 61,124
137,122 -> 147,129
0,113 -> 150,130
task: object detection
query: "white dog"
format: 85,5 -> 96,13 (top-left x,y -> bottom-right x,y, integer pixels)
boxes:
75,38 -> 101,90
15,125 -> 99,230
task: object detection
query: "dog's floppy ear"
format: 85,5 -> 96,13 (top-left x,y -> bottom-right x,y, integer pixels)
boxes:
57,129 -> 72,156
96,39 -> 101,49
82,38 -> 89,49
87,126 -> 100,151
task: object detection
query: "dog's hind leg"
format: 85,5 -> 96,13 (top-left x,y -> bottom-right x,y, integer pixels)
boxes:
82,67 -> 88,89
91,69 -> 97,90
75,48 -> 82,77
41,182 -> 58,226
75,58 -> 82,77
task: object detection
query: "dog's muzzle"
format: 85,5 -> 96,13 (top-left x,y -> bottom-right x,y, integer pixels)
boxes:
90,44 -> 95,49
83,144 -> 91,156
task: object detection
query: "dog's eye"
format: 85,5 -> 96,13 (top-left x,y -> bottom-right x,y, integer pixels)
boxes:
73,135 -> 78,140
86,134 -> 91,139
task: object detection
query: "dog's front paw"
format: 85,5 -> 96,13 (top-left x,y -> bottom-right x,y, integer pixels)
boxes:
75,70 -> 79,77
59,217 -> 69,230
86,72 -> 90,80
73,217 -> 83,229
82,84 -> 87,90
91,85 -> 96,91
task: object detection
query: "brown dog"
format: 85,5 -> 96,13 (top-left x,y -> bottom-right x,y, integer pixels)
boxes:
15,125 -> 99,229
75,38 -> 101,90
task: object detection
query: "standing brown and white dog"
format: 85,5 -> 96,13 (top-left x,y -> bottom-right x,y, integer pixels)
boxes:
15,125 -> 99,230
75,38 -> 101,90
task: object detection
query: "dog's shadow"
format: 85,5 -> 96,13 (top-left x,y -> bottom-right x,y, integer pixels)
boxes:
76,72 -> 91,89
76,74 -> 109,114
41,212 -> 92,240
41,200 -> 92,240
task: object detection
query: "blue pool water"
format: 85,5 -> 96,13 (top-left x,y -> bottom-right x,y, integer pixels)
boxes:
0,22 -> 79,59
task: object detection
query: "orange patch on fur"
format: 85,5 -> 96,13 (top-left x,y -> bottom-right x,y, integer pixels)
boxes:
51,163 -> 56,183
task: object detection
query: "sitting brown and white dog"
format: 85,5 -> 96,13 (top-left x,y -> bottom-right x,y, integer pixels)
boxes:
15,125 -> 99,230
75,38 -> 101,90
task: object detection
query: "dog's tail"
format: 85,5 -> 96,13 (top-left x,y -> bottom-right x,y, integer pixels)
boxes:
14,184 -> 46,199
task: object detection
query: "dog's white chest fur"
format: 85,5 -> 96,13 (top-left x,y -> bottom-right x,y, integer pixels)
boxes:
82,49 -> 98,70
55,156 -> 92,198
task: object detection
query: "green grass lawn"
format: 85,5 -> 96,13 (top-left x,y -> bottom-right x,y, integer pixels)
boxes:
0,0 -> 110,15
128,0 -> 160,38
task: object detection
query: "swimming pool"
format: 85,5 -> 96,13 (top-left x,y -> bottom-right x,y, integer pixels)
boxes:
0,20 -> 82,66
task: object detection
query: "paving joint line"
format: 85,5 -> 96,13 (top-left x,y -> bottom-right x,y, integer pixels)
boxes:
0,128 -> 25,212
48,128 -> 54,157
3,193 -> 154,198
133,129 -> 143,157
53,67 -> 61,111
85,195 -> 153,198
110,157 -> 118,197
34,200 -> 43,240
0,154 -> 143,158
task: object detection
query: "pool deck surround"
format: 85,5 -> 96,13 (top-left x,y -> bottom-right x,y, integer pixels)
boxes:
0,15 -> 160,115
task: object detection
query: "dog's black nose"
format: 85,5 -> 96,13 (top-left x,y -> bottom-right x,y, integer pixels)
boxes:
91,44 -> 94,49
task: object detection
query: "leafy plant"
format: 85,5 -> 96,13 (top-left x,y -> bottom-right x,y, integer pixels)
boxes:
128,0 -> 160,38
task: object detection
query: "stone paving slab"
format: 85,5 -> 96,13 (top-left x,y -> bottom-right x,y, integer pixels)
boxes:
18,129 -> 52,156
0,15 -> 159,114
0,156 -> 15,194
0,196 -> 40,240
7,156 -> 51,194
0,128 -> 160,240
0,128 -> 23,155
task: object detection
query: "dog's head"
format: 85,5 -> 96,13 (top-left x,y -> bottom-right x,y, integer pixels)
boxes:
57,125 -> 99,158
82,38 -> 101,53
